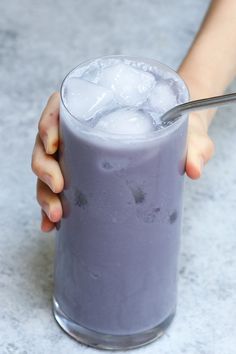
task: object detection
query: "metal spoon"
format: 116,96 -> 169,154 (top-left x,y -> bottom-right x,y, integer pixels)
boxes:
160,92 -> 236,125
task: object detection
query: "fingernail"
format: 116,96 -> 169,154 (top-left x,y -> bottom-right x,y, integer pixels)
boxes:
44,174 -> 55,192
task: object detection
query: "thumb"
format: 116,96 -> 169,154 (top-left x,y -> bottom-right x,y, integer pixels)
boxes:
186,134 -> 214,179
186,150 -> 204,179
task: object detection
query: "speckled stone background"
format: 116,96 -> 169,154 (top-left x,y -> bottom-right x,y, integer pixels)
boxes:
0,1 -> 236,353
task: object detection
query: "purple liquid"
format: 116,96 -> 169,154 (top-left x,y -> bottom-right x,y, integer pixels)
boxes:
53,57 -> 188,345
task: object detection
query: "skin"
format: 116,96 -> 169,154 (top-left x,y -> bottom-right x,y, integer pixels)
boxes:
31,0 -> 236,232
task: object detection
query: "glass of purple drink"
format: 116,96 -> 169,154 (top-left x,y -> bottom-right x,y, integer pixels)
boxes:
53,55 -> 189,350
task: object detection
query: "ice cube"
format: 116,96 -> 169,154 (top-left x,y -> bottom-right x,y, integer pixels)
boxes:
148,82 -> 178,113
80,62 -> 101,84
63,77 -> 114,120
81,67 -> 100,83
97,63 -> 155,106
94,108 -> 155,135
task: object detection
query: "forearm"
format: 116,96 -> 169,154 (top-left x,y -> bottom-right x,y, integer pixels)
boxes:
178,0 -> 236,125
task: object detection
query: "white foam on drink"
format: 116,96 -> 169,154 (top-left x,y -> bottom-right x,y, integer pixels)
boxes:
148,81 -> 178,113
63,77 -> 114,120
97,63 -> 156,106
94,108 -> 155,135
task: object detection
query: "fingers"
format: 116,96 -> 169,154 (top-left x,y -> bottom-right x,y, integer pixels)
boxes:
38,92 -> 60,155
32,133 -> 64,193
41,210 -> 55,232
33,92 -> 63,233
37,179 -> 63,223
186,132 -> 215,179
186,112 -> 215,180
186,133 -> 214,179
186,146 -> 204,180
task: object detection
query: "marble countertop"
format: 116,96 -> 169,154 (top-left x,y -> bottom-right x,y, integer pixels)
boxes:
0,0 -> 236,353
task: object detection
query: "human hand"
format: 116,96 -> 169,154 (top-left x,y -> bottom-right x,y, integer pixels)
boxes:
31,92 -> 64,232
32,92 -> 214,232
186,111 -> 215,179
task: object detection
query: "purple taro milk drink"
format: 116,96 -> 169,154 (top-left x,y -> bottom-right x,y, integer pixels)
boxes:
53,56 -> 189,350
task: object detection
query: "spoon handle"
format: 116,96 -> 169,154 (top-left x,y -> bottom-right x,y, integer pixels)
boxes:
161,92 -> 236,123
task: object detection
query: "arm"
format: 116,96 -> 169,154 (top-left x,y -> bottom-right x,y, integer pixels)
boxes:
179,0 -> 236,178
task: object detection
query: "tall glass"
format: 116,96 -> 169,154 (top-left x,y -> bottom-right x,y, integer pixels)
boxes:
53,56 -> 189,350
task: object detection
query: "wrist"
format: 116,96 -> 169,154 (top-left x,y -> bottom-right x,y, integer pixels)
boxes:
178,66 -> 216,100
178,68 -> 216,129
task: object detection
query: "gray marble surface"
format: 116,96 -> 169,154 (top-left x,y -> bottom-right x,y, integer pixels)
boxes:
0,0 -> 236,353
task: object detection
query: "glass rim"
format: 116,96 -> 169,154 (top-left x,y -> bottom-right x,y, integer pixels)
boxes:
60,55 -> 190,142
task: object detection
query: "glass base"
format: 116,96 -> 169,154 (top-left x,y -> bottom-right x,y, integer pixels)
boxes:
53,297 -> 175,350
